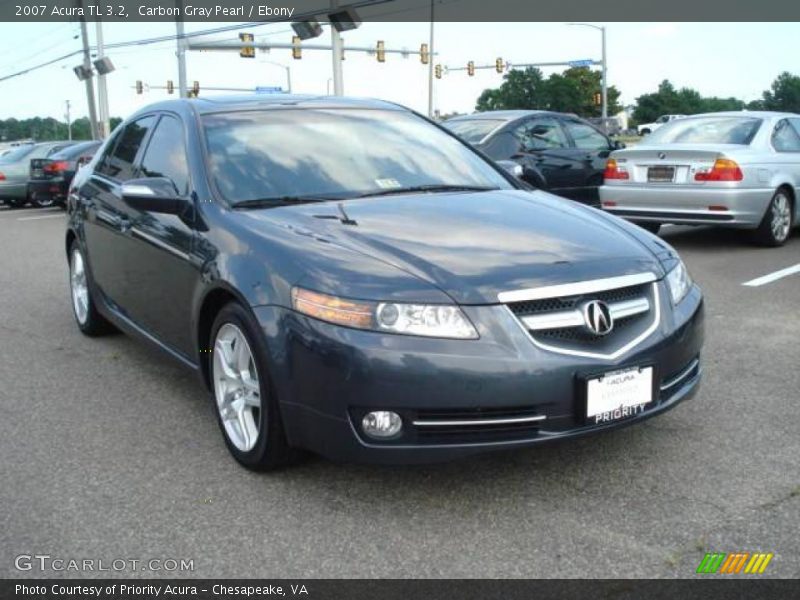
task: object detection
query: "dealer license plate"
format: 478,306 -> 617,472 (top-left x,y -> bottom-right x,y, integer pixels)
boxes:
586,366 -> 653,424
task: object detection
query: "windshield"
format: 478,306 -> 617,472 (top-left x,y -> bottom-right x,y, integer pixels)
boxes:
645,116 -> 762,145
202,109 -> 512,204
442,118 -> 506,144
0,145 -> 35,163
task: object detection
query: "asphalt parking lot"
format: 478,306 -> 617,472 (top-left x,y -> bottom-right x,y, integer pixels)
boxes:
1,204 -> 798,579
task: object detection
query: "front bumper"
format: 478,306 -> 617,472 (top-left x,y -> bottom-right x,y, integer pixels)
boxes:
253,282 -> 704,464
599,184 -> 772,227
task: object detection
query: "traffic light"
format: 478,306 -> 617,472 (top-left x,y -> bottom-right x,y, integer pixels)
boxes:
420,43 -> 429,65
435,64 -> 443,79
240,46 -> 255,58
467,61 -> 475,76
376,40 -> 385,62
135,80 -> 143,94
291,35 -> 302,60
495,57 -> 504,73
594,92 -> 602,106
192,81 -> 200,97
166,80 -> 174,94
239,32 -> 254,43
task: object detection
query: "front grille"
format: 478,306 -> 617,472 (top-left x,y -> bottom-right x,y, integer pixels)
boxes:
505,277 -> 659,356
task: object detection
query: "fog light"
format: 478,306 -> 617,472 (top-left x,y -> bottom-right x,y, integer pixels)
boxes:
362,411 -> 402,439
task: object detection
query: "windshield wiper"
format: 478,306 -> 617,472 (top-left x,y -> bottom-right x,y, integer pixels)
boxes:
355,184 -> 499,199
231,196 -> 333,209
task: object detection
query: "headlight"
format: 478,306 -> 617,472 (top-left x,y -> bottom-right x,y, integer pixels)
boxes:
666,259 -> 692,304
292,288 -> 478,339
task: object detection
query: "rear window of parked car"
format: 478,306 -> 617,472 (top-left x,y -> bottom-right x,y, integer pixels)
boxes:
0,145 -> 35,163
645,117 -> 762,145
443,119 -> 506,144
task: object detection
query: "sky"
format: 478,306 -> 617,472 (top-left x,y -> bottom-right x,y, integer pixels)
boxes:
0,21 -> 798,124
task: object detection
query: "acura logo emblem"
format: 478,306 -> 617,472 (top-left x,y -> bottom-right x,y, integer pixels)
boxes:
658,152 -> 667,159
582,300 -> 614,336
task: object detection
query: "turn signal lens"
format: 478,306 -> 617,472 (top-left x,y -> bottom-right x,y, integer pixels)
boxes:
694,159 -> 743,182
603,158 -> 629,180
291,288 -> 374,329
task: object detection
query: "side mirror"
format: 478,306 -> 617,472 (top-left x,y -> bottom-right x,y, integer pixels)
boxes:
496,160 -> 524,179
121,177 -> 188,215
613,140 -> 626,150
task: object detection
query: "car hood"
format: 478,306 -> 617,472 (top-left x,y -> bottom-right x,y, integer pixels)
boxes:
241,190 -> 665,304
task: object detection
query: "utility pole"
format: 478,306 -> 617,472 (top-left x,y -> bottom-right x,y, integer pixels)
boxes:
65,100 -> 72,140
95,20 -> 110,137
600,25 -> 608,122
427,0 -> 435,117
77,1 -> 99,140
175,0 -> 188,98
330,0 -> 344,95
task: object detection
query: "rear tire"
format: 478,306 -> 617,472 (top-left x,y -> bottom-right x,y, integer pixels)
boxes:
6,197 -> 26,208
209,302 -> 297,471
69,241 -> 115,336
638,223 -> 661,235
753,189 -> 793,247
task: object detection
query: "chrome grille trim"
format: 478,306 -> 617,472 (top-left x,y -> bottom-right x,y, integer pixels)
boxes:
660,358 -> 700,391
497,272 -> 658,304
521,296 -> 650,332
506,281 -> 662,360
412,415 -> 547,427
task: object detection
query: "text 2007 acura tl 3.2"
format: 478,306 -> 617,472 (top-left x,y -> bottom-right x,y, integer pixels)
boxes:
66,96 -> 704,469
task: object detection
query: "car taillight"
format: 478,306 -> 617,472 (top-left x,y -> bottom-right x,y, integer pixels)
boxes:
694,159 -> 743,182
603,158 -> 629,180
44,161 -> 69,173
0,171 -> 5,181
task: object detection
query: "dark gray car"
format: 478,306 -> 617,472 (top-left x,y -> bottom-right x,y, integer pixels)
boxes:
0,141 -> 75,207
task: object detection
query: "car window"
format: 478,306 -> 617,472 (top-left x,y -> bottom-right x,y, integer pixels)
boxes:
563,120 -> 609,150
138,115 -> 190,195
512,117 -> 568,151
97,115 -> 156,181
646,117 -> 762,145
443,119 -> 506,144
0,145 -> 34,163
51,142 -> 99,161
202,108 -> 512,204
772,119 -> 800,153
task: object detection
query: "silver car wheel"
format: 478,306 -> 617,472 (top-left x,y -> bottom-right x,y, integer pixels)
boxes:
212,323 -> 262,452
771,193 -> 791,242
70,248 -> 89,325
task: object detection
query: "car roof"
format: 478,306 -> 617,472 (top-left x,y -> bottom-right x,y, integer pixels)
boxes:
681,111 -> 797,119
132,94 -> 408,117
446,110 -> 564,122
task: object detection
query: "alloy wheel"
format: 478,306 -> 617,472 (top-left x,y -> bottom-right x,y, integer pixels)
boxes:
70,248 -> 89,325
771,193 -> 792,243
212,323 -> 262,452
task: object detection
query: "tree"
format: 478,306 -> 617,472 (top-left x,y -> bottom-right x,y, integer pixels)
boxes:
759,72 -> 800,112
633,80 -> 745,124
0,115 -> 123,141
474,67 -> 622,116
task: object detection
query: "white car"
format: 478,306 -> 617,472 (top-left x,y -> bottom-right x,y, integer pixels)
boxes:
600,111 -> 800,246
637,114 -> 685,136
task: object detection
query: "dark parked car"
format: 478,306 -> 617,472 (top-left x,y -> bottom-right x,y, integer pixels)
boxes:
66,96 -> 703,469
28,140 -> 102,208
443,110 -> 624,206
0,141 -> 75,207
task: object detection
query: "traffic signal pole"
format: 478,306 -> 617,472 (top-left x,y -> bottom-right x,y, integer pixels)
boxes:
330,0 -> 344,95
175,0 -> 188,98
427,0 -> 435,117
77,2 -> 99,141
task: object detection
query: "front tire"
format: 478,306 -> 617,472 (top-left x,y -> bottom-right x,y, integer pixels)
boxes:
69,241 -> 114,336
209,302 -> 295,470
753,189 -> 793,247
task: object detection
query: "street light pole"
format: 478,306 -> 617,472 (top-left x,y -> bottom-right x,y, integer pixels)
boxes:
175,0 -> 188,98
77,2 -> 99,141
95,20 -> 111,137
568,23 -> 608,123
427,0 -> 435,117
330,0 -> 344,95
261,59 -> 292,93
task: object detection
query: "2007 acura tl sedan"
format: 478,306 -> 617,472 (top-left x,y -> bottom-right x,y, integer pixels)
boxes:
66,96 -> 704,469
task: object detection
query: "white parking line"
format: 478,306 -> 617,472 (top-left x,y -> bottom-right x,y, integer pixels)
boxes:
0,207 -> 59,216
16,213 -> 65,222
742,263 -> 800,287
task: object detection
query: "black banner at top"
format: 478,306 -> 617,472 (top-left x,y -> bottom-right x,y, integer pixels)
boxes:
1,0 -> 799,22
